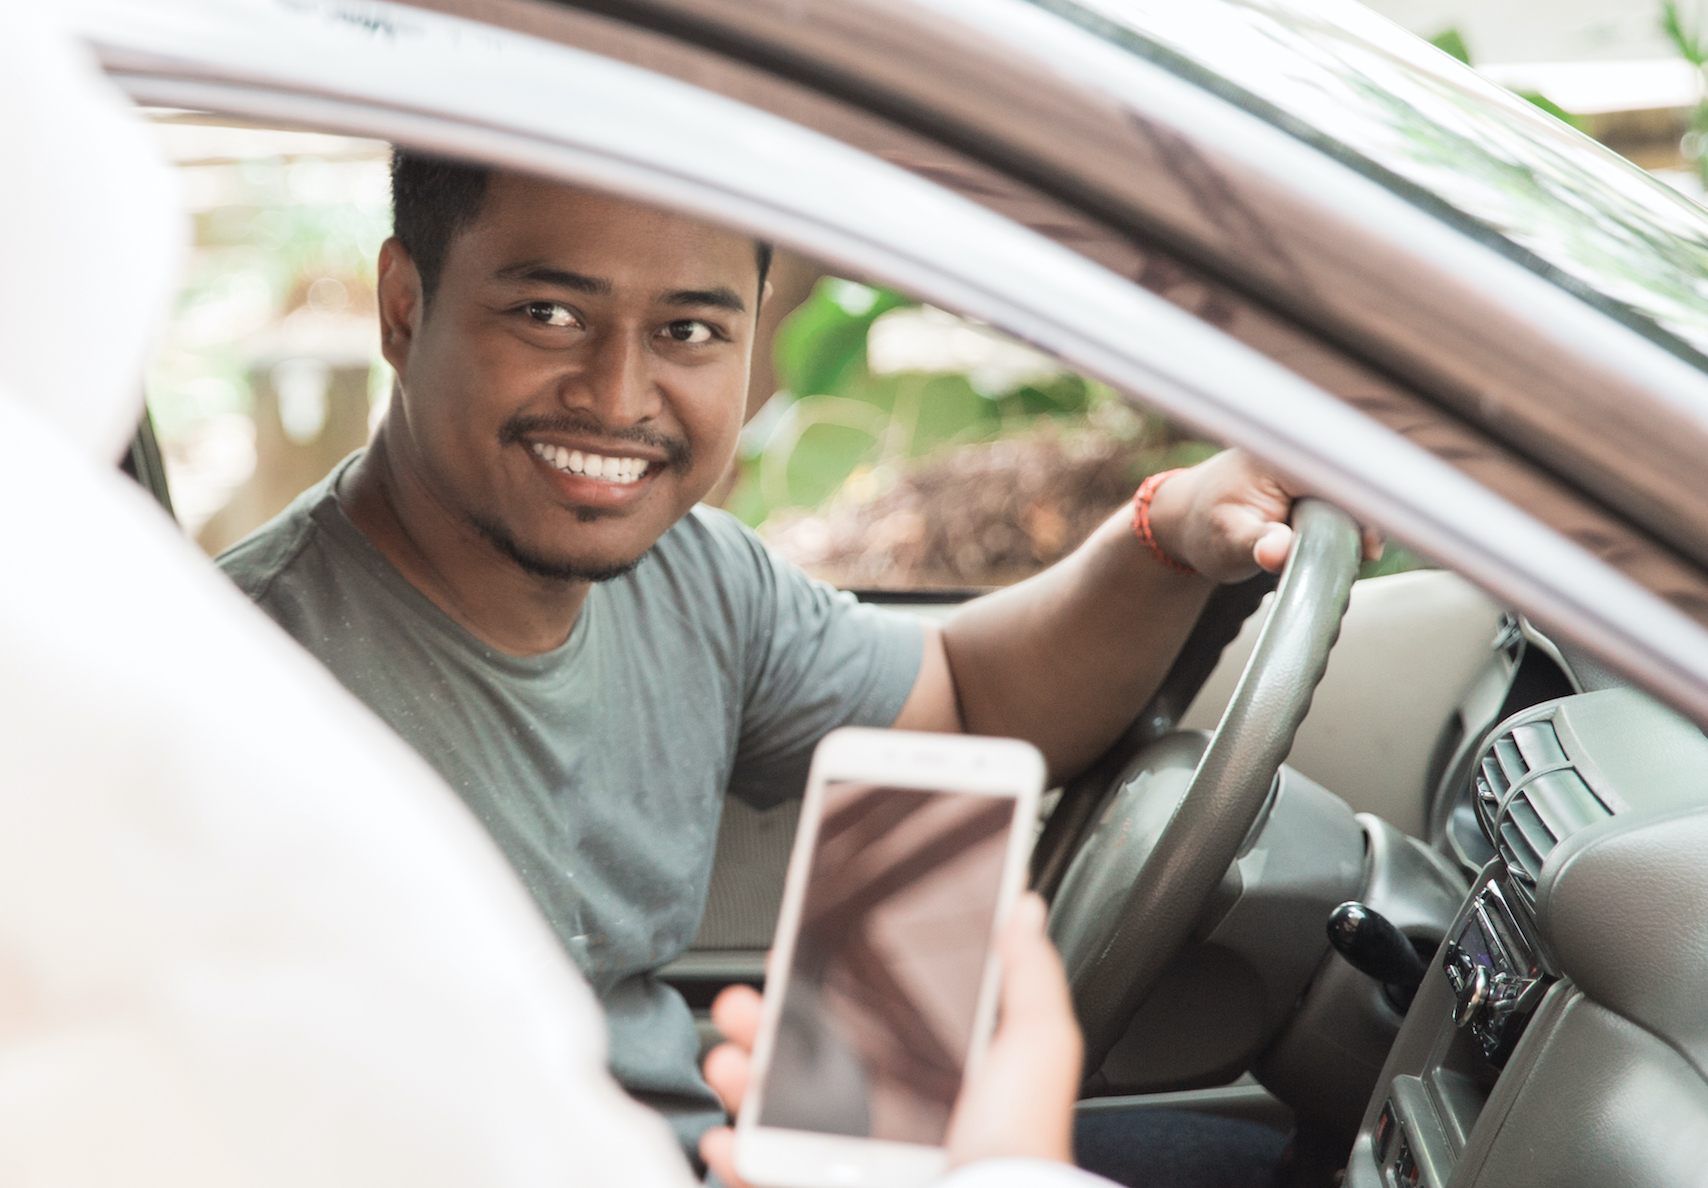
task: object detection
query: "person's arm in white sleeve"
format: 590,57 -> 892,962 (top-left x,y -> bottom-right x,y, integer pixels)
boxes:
0,10 -> 694,1185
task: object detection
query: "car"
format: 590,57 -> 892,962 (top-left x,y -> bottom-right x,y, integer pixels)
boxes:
76,0 -> 1708,1184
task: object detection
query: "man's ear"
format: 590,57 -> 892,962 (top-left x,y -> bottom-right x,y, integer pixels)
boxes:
376,236 -> 423,374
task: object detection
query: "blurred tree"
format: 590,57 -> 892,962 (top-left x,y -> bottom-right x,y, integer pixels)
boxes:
1661,0 -> 1708,185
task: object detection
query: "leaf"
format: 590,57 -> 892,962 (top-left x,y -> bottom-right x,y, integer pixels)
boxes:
1005,374 -> 1092,417
772,280 -> 911,400
1662,0 -> 1708,68
780,422 -> 881,508
1429,28 -> 1471,66
907,375 -> 1001,456
758,395 -> 889,508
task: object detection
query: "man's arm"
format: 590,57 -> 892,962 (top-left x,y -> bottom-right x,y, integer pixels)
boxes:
893,450 -> 1372,784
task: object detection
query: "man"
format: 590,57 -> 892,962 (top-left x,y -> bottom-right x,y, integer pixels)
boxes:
218,151 -> 1357,1156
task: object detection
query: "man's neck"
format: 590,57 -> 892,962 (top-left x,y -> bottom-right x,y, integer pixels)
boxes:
337,432 -> 592,656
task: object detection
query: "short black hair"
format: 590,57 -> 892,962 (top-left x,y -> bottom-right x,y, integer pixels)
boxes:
389,147 -> 773,304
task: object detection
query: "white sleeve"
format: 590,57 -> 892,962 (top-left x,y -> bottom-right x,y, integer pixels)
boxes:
0,9 -> 697,1187
938,1159 -> 1122,1188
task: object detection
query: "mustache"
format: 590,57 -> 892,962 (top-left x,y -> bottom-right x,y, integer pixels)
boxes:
498,410 -> 691,469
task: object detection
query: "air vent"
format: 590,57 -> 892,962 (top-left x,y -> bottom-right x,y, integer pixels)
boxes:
1474,716 -> 1613,909
1473,721 -> 1567,832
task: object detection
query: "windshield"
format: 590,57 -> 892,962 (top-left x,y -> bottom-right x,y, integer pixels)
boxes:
1037,0 -> 1708,363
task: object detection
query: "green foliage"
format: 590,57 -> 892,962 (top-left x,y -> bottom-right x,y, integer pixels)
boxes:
1662,0 -> 1707,67
1661,1 -> 1708,186
772,279 -> 910,399
1359,544 -> 1428,582
734,280 -> 1113,525
1428,28 -> 1471,66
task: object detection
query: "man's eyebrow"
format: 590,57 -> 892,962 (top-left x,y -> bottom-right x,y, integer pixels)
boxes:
664,286 -> 747,314
492,263 -> 612,294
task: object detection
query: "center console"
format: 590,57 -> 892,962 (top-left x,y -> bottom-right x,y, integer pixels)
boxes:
1346,686 -> 1708,1188
1356,867 -> 1551,1188
1438,879 -> 1547,1068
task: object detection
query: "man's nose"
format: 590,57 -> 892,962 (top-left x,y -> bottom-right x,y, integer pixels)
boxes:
566,328 -> 660,427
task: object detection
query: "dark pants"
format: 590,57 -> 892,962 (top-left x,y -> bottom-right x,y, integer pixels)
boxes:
705,1108 -> 1288,1187
1074,1108 -> 1287,1188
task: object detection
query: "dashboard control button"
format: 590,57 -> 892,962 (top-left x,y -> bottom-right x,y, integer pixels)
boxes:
1454,964 -> 1489,1026
1442,883 -> 1553,1066
1374,1102 -> 1397,1164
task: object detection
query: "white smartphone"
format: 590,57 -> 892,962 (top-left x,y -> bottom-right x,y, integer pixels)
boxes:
734,727 -> 1046,1188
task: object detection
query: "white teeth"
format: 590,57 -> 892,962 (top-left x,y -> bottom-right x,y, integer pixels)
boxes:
531,442 -> 648,485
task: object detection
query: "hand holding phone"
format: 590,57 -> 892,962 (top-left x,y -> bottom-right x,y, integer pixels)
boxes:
729,728 -> 1054,1188
702,891 -> 1082,1186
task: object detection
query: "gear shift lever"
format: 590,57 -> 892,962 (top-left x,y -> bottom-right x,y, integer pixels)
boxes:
1327,901 -> 1427,1012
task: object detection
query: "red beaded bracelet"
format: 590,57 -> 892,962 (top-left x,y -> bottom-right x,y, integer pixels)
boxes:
1132,468 -> 1197,576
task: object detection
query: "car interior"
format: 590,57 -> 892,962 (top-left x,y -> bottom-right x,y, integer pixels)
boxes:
124,114 -> 1702,1186
92,1 -> 1708,1185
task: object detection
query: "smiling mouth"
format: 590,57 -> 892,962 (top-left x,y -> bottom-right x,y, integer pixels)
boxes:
530,441 -> 654,485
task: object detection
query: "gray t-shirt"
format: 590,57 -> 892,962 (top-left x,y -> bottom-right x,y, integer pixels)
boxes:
217,453 -> 924,1151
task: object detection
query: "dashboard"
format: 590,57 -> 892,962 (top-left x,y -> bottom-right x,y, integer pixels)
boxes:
1351,636 -> 1708,1188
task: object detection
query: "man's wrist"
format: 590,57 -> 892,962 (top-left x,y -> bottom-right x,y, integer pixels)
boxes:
1131,468 -> 1197,577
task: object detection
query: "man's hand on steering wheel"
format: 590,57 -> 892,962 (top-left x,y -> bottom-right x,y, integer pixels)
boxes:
1148,450 -> 1384,582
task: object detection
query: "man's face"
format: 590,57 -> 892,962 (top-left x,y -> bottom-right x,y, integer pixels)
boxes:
379,176 -> 759,580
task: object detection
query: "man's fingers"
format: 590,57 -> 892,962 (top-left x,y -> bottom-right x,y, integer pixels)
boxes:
997,893 -> 1080,1065
699,1125 -> 755,1188
1251,521 -> 1293,575
710,983 -> 764,1049
945,891 -> 1080,1167
1256,515 -> 1383,574
704,985 -> 763,1114
703,1040 -> 750,1113
997,893 -> 1066,1013
1362,526 -> 1385,563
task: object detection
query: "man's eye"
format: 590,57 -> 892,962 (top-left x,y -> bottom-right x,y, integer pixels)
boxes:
524,301 -> 578,328
662,320 -> 715,345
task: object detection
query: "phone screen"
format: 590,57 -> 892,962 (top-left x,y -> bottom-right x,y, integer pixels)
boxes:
757,781 -> 1015,1146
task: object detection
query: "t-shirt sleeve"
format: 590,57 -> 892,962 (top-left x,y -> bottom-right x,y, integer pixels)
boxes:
703,510 -> 925,810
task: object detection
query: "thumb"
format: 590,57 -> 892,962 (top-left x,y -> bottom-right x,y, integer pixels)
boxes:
1252,521 -> 1293,574
945,893 -> 1081,1167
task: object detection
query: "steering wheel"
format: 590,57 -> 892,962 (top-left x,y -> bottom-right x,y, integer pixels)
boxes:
1047,499 -> 1362,1071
